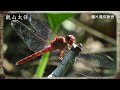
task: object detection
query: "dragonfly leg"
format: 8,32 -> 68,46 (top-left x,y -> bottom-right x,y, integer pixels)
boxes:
59,49 -> 65,60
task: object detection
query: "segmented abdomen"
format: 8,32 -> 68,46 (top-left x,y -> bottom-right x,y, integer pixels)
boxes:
16,46 -> 52,65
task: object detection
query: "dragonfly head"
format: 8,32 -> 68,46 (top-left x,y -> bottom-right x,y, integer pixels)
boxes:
65,35 -> 75,45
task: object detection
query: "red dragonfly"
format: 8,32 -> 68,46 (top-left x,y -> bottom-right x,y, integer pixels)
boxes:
11,14 -> 75,65
11,13 -> 115,77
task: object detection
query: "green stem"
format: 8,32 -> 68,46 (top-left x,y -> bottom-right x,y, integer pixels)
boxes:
34,52 -> 50,78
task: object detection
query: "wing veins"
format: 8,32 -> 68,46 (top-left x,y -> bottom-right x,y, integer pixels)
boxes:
19,20 -> 50,44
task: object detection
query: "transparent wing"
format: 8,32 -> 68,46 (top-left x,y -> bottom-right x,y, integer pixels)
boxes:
74,47 -> 116,77
11,20 -> 49,52
11,13 -> 57,52
28,13 -> 56,41
64,45 -> 116,77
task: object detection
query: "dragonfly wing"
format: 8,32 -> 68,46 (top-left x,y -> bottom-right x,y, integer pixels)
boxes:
74,47 -> 116,77
70,60 -> 101,77
77,53 -> 115,69
11,20 -> 49,52
28,13 -> 56,42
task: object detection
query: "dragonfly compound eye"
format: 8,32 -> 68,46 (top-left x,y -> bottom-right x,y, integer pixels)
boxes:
65,35 -> 75,45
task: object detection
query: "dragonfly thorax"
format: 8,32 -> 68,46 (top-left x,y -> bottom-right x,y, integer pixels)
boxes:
50,36 -> 67,50
50,35 -> 75,50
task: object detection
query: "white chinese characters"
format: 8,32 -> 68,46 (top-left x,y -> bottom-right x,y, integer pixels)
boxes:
91,14 -> 115,19
5,14 -> 29,20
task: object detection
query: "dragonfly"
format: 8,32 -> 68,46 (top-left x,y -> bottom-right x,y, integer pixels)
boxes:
11,13 -> 116,77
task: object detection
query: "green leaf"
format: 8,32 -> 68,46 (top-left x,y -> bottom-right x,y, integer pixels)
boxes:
46,13 -> 75,32
34,52 -> 50,78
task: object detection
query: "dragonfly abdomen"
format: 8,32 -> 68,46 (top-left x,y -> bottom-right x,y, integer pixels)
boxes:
16,46 -> 52,65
